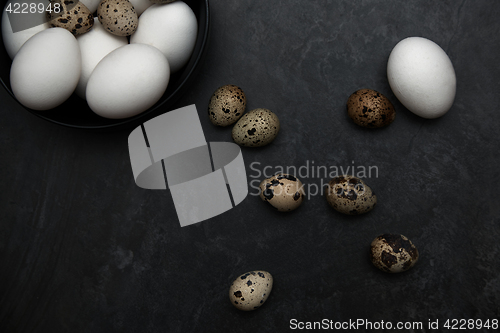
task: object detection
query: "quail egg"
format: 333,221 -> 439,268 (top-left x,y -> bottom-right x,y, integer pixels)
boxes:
259,174 -> 305,212
98,0 -> 138,36
208,84 -> 246,126
232,108 -> 280,147
347,89 -> 395,128
47,0 -> 94,36
325,175 -> 376,215
370,234 -> 419,273
229,270 -> 273,311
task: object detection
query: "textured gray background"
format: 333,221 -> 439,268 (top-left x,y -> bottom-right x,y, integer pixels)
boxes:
1,0 -> 499,332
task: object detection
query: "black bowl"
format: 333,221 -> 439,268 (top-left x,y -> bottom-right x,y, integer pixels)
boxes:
0,0 -> 210,131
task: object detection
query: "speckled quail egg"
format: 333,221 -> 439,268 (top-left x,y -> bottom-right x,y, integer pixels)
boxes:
47,0 -> 94,36
259,174 -> 305,212
325,175 -> 377,215
208,85 -> 247,126
370,234 -> 419,273
229,271 -> 273,311
98,0 -> 138,36
232,108 -> 280,147
347,89 -> 395,128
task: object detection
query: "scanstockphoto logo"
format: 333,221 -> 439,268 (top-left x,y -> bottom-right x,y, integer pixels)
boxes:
128,105 -> 248,227
247,160 -> 379,199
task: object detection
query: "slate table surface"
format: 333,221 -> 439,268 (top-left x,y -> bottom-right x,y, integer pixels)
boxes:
1,1 -> 499,332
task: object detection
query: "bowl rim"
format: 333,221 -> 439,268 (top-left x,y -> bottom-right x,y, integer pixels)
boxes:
0,0 -> 210,131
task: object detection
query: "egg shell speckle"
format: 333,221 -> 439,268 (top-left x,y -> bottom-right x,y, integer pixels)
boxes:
208,85 -> 246,126
259,174 -> 305,212
347,89 -> 395,128
325,175 -> 377,215
370,234 -> 419,273
98,0 -> 138,37
47,0 -> 94,36
229,271 -> 273,311
232,108 -> 280,147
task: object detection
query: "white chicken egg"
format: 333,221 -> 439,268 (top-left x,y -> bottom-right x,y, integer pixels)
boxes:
10,28 -> 81,110
387,37 -> 456,119
130,1 -> 197,73
1,9 -> 50,59
86,44 -> 170,119
76,19 -> 127,98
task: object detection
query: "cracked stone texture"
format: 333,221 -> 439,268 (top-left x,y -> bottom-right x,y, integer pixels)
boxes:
1,0 -> 499,332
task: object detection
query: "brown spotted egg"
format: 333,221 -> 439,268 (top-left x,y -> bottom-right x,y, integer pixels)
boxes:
47,0 -> 94,36
208,85 -> 246,126
259,174 -> 305,212
232,108 -> 279,147
325,175 -> 376,215
370,234 -> 419,273
98,0 -> 138,37
229,270 -> 273,311
347,89 -> 395,128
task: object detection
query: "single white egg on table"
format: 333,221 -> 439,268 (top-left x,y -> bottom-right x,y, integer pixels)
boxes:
76,19 -> 128,98
86,44 -> 170,119
1,8 -> 50,59
10,27 -> 81,110
130,1 -> 197,73
387,36 -> 456,119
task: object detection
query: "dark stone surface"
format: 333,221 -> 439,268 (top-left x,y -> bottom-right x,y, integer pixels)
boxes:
1,0 -> 499,332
